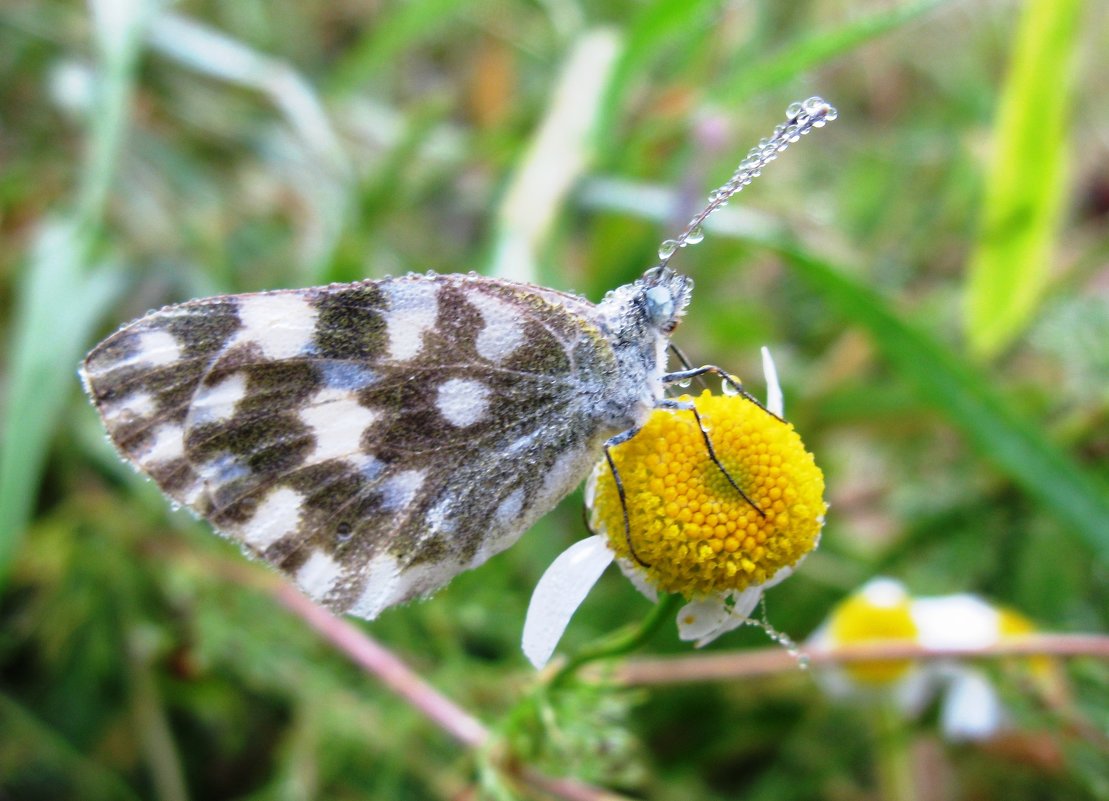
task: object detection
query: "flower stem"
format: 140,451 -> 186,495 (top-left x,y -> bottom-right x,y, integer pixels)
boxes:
549,594 -> 683,687
871,700 -> 917,801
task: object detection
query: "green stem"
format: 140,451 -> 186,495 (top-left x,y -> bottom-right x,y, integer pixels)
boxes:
871,700 -> 916,801
548,594 -> 683,687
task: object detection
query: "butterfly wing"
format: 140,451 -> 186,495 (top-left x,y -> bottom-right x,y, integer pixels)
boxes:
82,274 -> 637,617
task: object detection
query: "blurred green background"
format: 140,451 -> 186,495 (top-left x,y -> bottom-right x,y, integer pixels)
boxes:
1,0 -> 1106,799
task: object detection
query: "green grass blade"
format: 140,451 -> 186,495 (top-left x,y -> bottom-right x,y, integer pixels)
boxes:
0,0 -> 145,584
490,30 -> 621,285
0,223 -> 126,582
711,0 -> 949,106
595,0 -> 720,156
964,0 -> 1083,358
779,244 -> 1109,562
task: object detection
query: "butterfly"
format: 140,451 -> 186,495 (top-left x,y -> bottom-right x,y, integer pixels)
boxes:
80,97 -> 835,619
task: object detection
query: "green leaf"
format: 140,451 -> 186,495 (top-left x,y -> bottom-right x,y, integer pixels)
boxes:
964,0 -> 1083,358
779,244 -> 1109,563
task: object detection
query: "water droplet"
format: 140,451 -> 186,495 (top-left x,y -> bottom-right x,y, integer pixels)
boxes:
786,101 -> 803,118
336,521 -> 353,543
678,378 -> 692,388
722,379 -> 740,396
658,239 -> 678,260
686,225 -> 705,245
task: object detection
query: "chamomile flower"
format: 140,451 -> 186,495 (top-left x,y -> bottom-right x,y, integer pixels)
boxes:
523,348 -> 827,668
808,577 -> 1043,741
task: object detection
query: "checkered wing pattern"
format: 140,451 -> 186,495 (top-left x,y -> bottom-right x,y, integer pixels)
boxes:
82,274 -> 639,617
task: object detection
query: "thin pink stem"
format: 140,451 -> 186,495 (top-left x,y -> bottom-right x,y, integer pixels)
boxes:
607,633 -> 1109,686
270,581 -> 637,801
273,583 -> 489,748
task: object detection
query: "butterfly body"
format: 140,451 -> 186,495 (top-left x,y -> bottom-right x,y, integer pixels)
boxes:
81,268 -> 691,617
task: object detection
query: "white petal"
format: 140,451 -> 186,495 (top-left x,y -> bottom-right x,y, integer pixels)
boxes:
761,346 -> 784,418
761,564 -> 794,590
892,666 -> 939,718
858,576 -> 909,607
522,535 -> 614,669
911,595 -> 1001,650
615,556 -> 658,603
730,586 -> 765,620
677,587 -> 764,647
940,668 -> 1004,741
676,598 -> 731,642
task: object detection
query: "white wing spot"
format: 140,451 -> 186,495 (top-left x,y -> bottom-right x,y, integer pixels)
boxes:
191,371 -> 248,424
436,378 -> 490,427
380,469 -> 426,512
199,453 -> 250,486
296,550 -> 343,600
145,424 -> 185,463
87,329 -> 182,378
300,387 -> 380,463
470,292 -> 524,363
180,480 -> 205,507
539,447 -> 590,509
241,487 -> 304,551
495,487 -> 525,523
349,554 -> 456,618
137,329 -> 183,367
426,495 -> 457,535
102,389 -> 156,423
349,553 -> 402,619
353,453 -> 384,482
382,281 -> 439,361
236,292 -> 318,360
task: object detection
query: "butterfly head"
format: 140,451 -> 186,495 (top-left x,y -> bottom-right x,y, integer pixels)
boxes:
638,265 -> 693,335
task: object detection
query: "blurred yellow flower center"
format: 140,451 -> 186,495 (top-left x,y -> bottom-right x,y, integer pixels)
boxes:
829,593 -> 918,684
589,390 -> 825,598
997,608 -> 1053,679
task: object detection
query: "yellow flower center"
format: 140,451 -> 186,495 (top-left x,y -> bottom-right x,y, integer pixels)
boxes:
829,592 -> 919,684
997,608 -> 1052,679
588,389 -> 825,598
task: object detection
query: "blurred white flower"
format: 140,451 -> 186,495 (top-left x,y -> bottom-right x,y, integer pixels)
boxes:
808,577 -> 1042,741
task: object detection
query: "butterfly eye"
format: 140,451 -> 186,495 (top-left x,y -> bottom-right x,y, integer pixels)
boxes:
644,286 -> 676,329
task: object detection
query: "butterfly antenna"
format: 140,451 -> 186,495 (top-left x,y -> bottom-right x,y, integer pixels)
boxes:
657,96 -> 837,265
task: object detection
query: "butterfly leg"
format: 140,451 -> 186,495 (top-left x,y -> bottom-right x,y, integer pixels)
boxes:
661,365 -> 783,423
603,427 -> 652,568
657,398 -> 766,518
